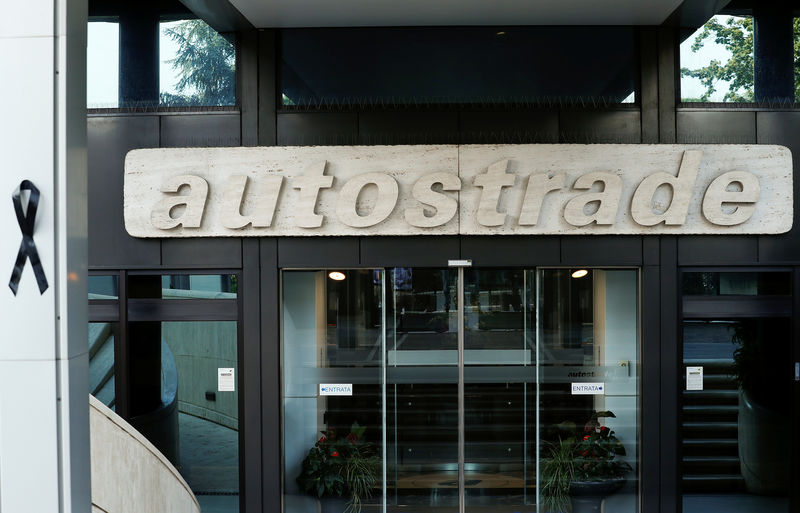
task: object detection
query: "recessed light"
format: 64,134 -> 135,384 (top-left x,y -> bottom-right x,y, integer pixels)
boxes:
328,271 -> 346,281
496,31 -> 506,36
571,269 -> 589,279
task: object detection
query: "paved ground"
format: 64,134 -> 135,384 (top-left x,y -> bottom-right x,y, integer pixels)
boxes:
684,494 -> 788,513
178,412 -> 239,512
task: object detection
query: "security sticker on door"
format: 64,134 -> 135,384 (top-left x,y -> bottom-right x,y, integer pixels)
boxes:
320,384 -> 353,396
218,368 -> 235,392
571,382 -> 605,395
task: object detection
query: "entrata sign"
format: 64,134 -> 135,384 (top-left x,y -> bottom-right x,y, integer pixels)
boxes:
124,144 -> 792,237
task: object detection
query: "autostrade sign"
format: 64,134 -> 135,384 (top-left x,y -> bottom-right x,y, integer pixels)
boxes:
124,144 -> 792,237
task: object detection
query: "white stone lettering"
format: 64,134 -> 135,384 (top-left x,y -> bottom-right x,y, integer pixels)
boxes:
150,175 -> 208,229
631,150 -> 702,226
702,171 -> 760,226
563,172 -> 622,226
474,159 -> 516,227
336,172 -> 399,228
293,161 -> 334,228
220,174 -> 284,229
404,172 -> 461,228
519,172 -> 566,226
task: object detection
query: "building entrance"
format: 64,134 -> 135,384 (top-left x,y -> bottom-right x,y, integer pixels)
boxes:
281,267 -> 640,513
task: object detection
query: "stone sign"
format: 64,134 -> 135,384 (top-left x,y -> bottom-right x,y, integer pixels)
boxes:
124,144 -> 792,237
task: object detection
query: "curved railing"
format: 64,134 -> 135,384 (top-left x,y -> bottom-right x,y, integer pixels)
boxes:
90,396 -> 200,513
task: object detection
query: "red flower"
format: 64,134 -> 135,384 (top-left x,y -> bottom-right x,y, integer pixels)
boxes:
346,432 -> 358,444
331,451 -> 340,457
318,436 -> 327,443
600,426 -> 610,433
583,435 -> 591,441
581,450 -> 589,456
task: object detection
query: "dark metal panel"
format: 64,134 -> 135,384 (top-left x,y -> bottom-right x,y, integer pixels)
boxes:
677,236 -> 758,265
660,236 -> 679,513
682,296 -> 792,318
160,113 -> 241,147
460,236 -> 560,267
643,236 -> 660,266
88,116 -> 161,267
676,111 -> 756,144
278,237 -> 360,268
459,110 -> 558,144
257,29 -> 277,146
639,27 -> 659,144
259,238 -> 281,513
560,236 -> 642,266
558,109 -> 642,143
241,239 -> 262,513
127,299 -> 238,321
277,112 -> 358,146
87,302 -> 120,322
756,112 -> 800,262
358,111 -> 459,145
658,27 -> 676,143
360,236 -> 459,267
641,264 -> 661,513
238,29 -> 259,147
161,238 -> 243,268
176,0 -> 254,33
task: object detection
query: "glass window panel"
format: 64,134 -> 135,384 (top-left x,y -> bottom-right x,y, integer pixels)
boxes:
681,317 -> 790,513
87,21 -> 119,108
682,272 -> 791,296
282,270 -> 384,513
89,322 -> 118,409
129,320 -> 239,512
128,274 -> 237,299
160,19 -> 236,107
537,269 -> 639,513
89,275 -> 119,299
281,27 -> 636,107
680,15 -> 754,103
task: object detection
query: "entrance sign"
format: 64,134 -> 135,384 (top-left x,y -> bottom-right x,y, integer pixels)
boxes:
319,384 -> 353,396
124,144 -> 792,237
571,382 -> 606,395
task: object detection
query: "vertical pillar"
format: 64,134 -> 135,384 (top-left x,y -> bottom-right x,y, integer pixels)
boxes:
0,0 -> 89,512
753,6 -> 794,102
119,8 -> 159,107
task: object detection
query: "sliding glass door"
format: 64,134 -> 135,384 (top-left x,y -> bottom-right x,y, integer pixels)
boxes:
281,267 -> 639,513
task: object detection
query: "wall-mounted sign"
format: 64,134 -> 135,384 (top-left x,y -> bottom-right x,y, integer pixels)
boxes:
686,366 -> 703,391
124,144 -> 792,237
319,384 -> 353,396
571,382 -> 605,395
217,368 -> 235,392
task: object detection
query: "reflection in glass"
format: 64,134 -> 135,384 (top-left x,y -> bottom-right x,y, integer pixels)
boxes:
537,269 -> 639,513
128,320 -> 239,512
89,275 -> 119,299
682,318 -> 790,513
282,270 -> 383,513
682,272 -> 790,296
89,322 -> 118,409
128,274 -> 237,299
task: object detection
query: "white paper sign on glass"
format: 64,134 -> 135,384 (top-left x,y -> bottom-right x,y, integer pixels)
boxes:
571,382 -> 605,395
218,368 -> 235,392
319,384 -> 353,396
686,366 -> 704,391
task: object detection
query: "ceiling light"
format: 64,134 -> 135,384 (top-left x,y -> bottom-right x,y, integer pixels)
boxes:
571,269 -> 589,279
328,271 -> 346,281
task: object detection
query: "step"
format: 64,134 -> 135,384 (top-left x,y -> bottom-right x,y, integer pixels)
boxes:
682,438 -> 739,457
681,474 -> 745,493
682,456 -> 740,475
681,421 -> 738,439
682,404 -> 738,422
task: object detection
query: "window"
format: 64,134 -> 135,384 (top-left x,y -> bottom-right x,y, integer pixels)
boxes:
87,21 -> 119,108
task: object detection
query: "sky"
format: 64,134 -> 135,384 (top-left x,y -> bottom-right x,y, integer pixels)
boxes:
87,16 -> 746,108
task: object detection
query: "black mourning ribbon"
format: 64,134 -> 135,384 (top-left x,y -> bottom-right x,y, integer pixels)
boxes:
9,180 -> 48,295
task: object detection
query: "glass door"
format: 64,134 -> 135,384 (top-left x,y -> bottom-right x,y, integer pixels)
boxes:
281,267 -> 640,513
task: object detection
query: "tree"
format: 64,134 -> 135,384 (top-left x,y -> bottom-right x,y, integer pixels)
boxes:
160,19 -> 236,107
681,16 -> 800,102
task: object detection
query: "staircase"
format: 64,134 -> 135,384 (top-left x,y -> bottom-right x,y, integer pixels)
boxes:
681,360 -> 744,492
89,322 -> 116,409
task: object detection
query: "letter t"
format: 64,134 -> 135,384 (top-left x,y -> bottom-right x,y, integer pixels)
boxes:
293,161 -> 334,228
473,159 -> 516,227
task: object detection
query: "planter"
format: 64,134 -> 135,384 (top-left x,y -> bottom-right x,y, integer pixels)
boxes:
319,496 -> 349,513
569,478 -> 625,513
738,389 -> 790,495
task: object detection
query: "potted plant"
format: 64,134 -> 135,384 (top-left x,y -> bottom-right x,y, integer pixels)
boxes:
296,422 -> 380,513
541,411 -> 631,513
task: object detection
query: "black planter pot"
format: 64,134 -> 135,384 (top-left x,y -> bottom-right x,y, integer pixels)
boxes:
569,478 -> 625,513
319,496 -> 349,513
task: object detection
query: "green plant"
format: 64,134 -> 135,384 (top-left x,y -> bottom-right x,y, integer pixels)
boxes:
540,411 -> 631,513
296,422 -> 380,513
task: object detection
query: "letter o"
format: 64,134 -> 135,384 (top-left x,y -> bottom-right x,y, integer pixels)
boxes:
336,172 -> 399,228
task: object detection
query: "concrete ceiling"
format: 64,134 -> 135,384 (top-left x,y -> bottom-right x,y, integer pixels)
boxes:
227,0 -> 686,28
